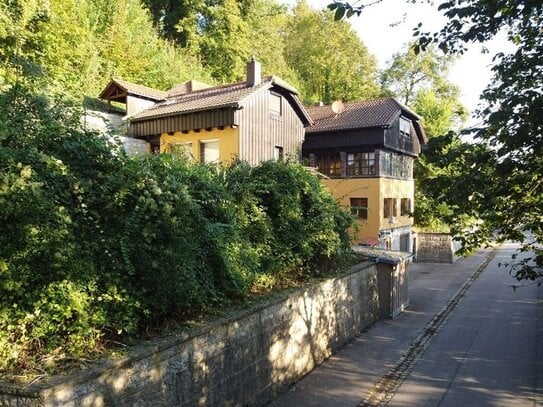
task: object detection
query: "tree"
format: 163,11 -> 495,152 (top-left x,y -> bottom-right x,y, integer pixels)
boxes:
332,0 -> 543,284
196,0 -> 252,82
98,0 -> 207,91
381,43 -> 467,137
413,132 -> 497,233
242,0 -> 302,87
143,0 -> 297,84
285,0 -> 381,104
141,0 -> 202,46
0,0 -> 208,99
381,43 -> 457,103
414,0 -> 543,283
412,89 -> 465,138
0,0 -> 62,89
379,42 -> 469,231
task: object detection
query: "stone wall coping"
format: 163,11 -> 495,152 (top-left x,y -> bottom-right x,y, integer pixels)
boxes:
1,260 -> 375,397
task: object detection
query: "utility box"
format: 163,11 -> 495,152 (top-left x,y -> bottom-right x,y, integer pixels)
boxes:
375,255 -> 410,319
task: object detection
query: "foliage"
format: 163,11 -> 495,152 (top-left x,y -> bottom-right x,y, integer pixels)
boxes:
97,0 -> 207,92
0,85 -> 354,372
224,160 -> 354,279
381,43 -> 454,105
242,0 -> 302,88
330,0 -> 543,284
379,43 -> 468,231
285,0 -> 381,104
0,85 -> 136,370
1,0 -> 381,99
411,89 -> 465,138
413,132 -> 497,239
141,0 -> 300,84
0,0 -> 208,98
380,43 -> 467,136
413,0 -> 543,282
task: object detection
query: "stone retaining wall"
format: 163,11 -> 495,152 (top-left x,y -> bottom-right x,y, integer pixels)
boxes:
1,262 -> 379,407
415,232 -> 461,263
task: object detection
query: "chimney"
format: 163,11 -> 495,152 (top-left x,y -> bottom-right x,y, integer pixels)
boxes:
247,56 -> 261,87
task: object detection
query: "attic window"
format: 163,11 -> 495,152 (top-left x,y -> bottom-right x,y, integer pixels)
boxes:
270,93 -> 282,116
399,117 -> 411,135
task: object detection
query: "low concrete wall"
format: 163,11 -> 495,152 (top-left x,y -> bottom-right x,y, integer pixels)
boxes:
415,232 -> 461,263
1,262 -> 379,407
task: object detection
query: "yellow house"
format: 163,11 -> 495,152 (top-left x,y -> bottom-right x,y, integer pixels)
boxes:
303,98 -> 427,252
99,59 -> 312,165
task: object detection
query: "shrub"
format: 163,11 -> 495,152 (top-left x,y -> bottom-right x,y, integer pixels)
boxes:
0,86 -> 354,372
224,160 -> 354,277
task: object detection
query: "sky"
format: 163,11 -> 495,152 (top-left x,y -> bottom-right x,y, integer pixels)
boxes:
291,0 -> 508,127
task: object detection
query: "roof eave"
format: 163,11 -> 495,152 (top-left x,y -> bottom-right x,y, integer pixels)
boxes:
306,124 -> 385,135
412,120 -> 428,145
130,103 -> 241,122
393,97 -> 421,120
98,80 -> 126,100
99,79 -> 166,102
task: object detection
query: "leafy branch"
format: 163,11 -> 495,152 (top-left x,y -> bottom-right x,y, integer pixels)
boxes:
327,0 -> 383,20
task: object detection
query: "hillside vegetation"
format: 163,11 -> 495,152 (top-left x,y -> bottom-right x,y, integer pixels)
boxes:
0,0 -> 381,104
0,0 -> 474,374
0,85 -> 354,373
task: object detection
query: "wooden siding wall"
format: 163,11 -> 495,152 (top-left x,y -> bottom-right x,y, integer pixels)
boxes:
238,90 -> 305,165
411,128 -> 421,155
303,128 -> 384,152
129,109 -> 238,138
384,117 -> 420,156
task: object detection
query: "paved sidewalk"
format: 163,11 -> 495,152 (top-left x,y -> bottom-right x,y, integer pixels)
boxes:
269,247 -> 496,406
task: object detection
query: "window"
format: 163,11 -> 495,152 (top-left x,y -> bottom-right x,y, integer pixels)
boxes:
169,142 -> 193,160
384,198 -> 397,219
346,152 -> 375,176
399,117 -> 412,151
350,198 -> 368,219
379,152 -> 413,179
401,198 -> 412,216
270,93 -> 282,116
399,117 -> 411,135
274,146 -> 284,161
400,233 -> 410,252
315,152 -> 342,177
200,139 -> 219,163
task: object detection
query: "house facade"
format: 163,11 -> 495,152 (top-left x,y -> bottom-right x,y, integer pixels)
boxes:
302,98 -> 427,252
99,59 -> 312,165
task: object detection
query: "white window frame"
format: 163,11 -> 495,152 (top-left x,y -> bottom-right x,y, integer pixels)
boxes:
200,139 -> 220,164
270,93 -> 282,116
399,116 -> 411,135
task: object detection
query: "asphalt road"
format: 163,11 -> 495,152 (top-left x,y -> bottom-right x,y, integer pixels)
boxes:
387,242 -> 542,407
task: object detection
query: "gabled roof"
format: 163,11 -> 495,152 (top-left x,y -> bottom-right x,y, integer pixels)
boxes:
307,97 -> 419,132
130,76 -> 312,126
99,78 -> 168,102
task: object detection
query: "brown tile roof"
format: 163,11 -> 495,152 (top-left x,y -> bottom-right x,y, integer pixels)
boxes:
306,98 -> 420,133
167,80 -> 212,97
131,76 -> 302,122
103,78 -> 168,101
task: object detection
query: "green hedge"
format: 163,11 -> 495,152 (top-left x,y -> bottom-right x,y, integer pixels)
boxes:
0,86 -> 354,371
